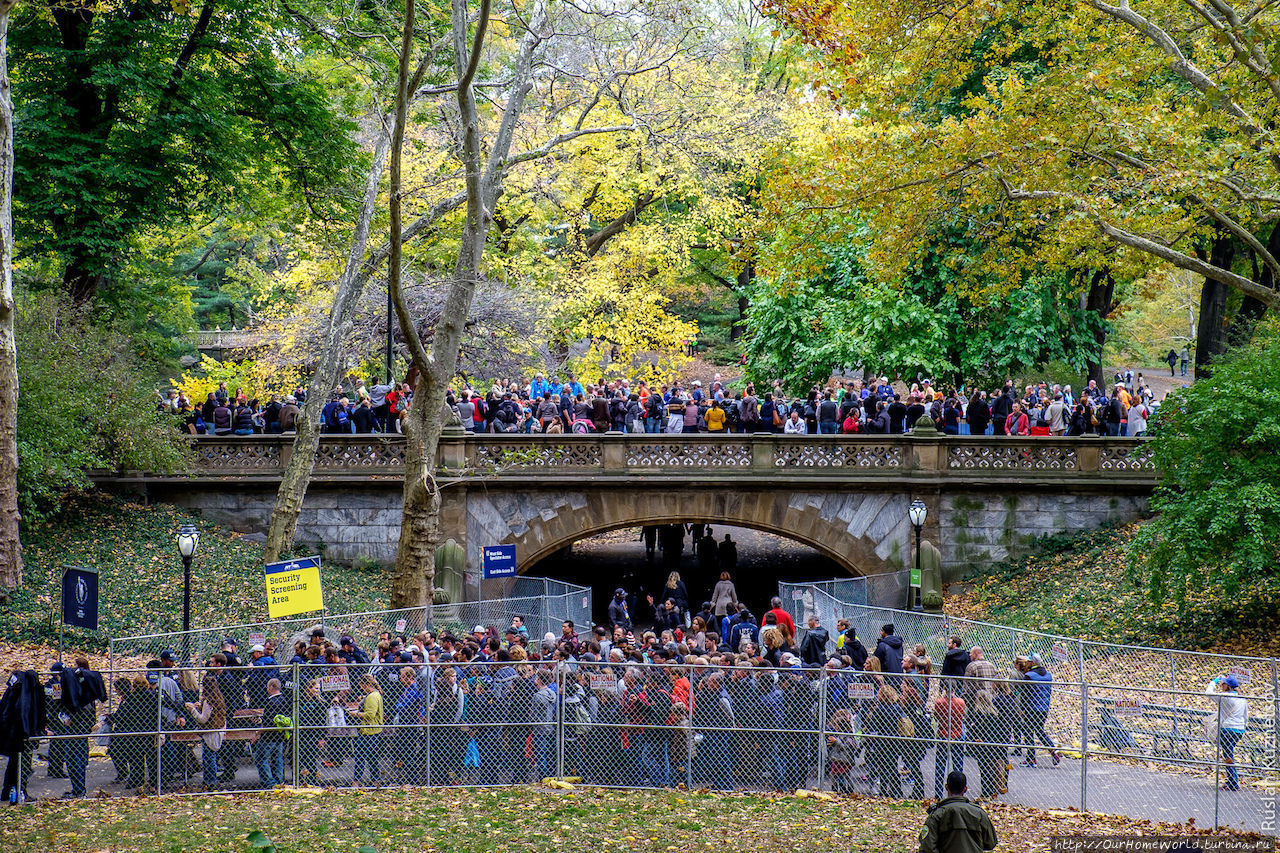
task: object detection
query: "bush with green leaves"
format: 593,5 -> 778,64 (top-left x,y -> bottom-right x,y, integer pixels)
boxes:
16,293 -> 191,521
1131,317 -> 1280,613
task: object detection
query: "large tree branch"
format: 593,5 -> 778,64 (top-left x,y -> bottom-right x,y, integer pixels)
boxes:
1098,220 -> 1280,308
996,175 -> 1280,308
1187,193 -> 1280,286
1090,1 -> 1275,144
390,0 -> 433,373
584,178 -> 667,257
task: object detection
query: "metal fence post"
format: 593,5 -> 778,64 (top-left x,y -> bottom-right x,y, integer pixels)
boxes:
1169,651 -> 1178,745
156,669 -> 164,794
555,666 -> 565,780
1078,642 -> 1087,813
291,663 -> 299,786
1272,660 -> 1279,780
423,665 -> 432,788
817,668 -> 828,792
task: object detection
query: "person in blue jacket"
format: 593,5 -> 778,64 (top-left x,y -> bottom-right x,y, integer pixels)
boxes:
1020,655 -> 1061,766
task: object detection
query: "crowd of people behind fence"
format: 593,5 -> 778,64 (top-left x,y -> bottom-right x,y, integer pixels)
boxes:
156,364 -> 1174,439
0,592 -> 1249,803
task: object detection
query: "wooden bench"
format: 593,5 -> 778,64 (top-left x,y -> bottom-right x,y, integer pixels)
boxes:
170,709 -> 264,744
1091,697 -> 1272,771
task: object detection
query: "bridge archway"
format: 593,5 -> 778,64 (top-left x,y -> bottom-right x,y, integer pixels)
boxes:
462,487 -> 913,581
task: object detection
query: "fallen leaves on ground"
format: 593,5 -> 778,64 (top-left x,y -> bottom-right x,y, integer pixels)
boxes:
0,786 -> 1271,853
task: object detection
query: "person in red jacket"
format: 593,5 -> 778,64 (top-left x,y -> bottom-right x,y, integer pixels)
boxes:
761,597 -> 795,639
932,680 -> 966,799
1004,402 -> 1030,436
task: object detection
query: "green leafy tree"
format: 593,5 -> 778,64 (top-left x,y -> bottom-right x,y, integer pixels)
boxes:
16,292 -> 190,521
10,0 -> 358,304
744,236 -> 1105,392
1132,318 -> 1280,612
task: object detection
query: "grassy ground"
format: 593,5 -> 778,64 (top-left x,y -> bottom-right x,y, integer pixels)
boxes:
0,786 -> 1267,853
0,494 -> 390,655
947,522 -> 1280,656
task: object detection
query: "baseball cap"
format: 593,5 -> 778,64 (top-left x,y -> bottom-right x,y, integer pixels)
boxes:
250,644 -> 265,653
340,635 -> 354,645
222,636 -> 238,647
473,625 -> 485,634
1225,675 -> 1240,689
159,650 -> 176,662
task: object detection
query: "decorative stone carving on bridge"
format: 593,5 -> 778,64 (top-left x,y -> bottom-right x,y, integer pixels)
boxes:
774,443 -> 903,468
473,442 -> 603,469
1099,443 -> 1155,470
947,443 -> 1079,470
314,440 -> 406,470
192,440 -> 283,471
626,442 -> 754,468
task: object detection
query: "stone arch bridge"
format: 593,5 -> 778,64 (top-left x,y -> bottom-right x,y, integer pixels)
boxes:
100,433 -> 1157,601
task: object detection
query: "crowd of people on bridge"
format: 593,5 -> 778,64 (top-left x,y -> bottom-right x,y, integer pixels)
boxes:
1,591 -> 1251,804
160,365 -> 1169,439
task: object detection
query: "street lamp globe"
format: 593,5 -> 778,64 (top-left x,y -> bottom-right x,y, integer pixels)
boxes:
908,499 -> 928,530
176,525 -> 199,558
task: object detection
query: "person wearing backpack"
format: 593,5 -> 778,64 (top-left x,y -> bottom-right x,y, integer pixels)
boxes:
322,396 -> 352,434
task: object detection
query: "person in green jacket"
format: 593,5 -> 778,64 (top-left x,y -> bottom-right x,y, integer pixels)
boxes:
919,771 -> 998,853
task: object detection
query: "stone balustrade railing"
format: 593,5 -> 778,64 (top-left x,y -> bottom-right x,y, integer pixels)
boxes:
104,433 -> 1158,485
194,327 -> 257,349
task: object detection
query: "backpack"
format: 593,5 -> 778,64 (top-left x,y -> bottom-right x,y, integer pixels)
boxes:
569,695 -> 591,737
272,714 -> 294,740
335,407 -> 349,426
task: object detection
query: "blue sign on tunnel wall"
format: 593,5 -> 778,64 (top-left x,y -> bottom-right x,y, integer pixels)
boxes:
482,544 -> 517,579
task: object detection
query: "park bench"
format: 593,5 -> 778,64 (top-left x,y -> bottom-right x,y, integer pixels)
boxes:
1091,697 -> 1272,772
170,708 -> 265,745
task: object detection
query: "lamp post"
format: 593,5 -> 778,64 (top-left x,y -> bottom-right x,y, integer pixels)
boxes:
907,499 -> 927,612
176,525 -> 199,661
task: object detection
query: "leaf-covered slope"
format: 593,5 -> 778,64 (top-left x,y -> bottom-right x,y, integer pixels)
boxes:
949,522 -> 1280,653
0,494 -> 389,651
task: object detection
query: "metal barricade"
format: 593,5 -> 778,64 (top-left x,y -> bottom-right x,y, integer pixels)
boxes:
5,656 -> 1274,834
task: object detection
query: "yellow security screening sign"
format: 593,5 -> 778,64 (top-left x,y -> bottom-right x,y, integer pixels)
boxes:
264,555 -> 325,618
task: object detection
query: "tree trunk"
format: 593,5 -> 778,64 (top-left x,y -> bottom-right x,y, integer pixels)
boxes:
1084,269 -> 1114,389
263,129 -> 392,562
0,0 -> 22,589
729,258 -> 753,343
1195,234 -> 1236,378
390,0 -> 544,609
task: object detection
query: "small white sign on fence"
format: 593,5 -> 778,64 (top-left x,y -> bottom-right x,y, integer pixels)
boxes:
247,632 -> 266,647
320,673 -> 351,693
792,589 -> 805,601
395,619 -> 407,634
1112,698 -> 1141,716
51,682 -> 62,700
589,673 -> 616,692
847,682 -> 876,700
583,597 -> 589,608
1228,665 -> 1252,685
1051,643 -> 1070,663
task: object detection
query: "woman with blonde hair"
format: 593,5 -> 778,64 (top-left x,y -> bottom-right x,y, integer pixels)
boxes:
866,685 -> 907,797
664,571 -> 690,624
184,675 -> 226,791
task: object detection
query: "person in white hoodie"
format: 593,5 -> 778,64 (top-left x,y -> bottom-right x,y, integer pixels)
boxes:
1205,674 -> 1247,790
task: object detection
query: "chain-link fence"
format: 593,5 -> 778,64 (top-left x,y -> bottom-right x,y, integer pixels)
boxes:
108,578 -> 592,667
7,660 -> 1273,833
